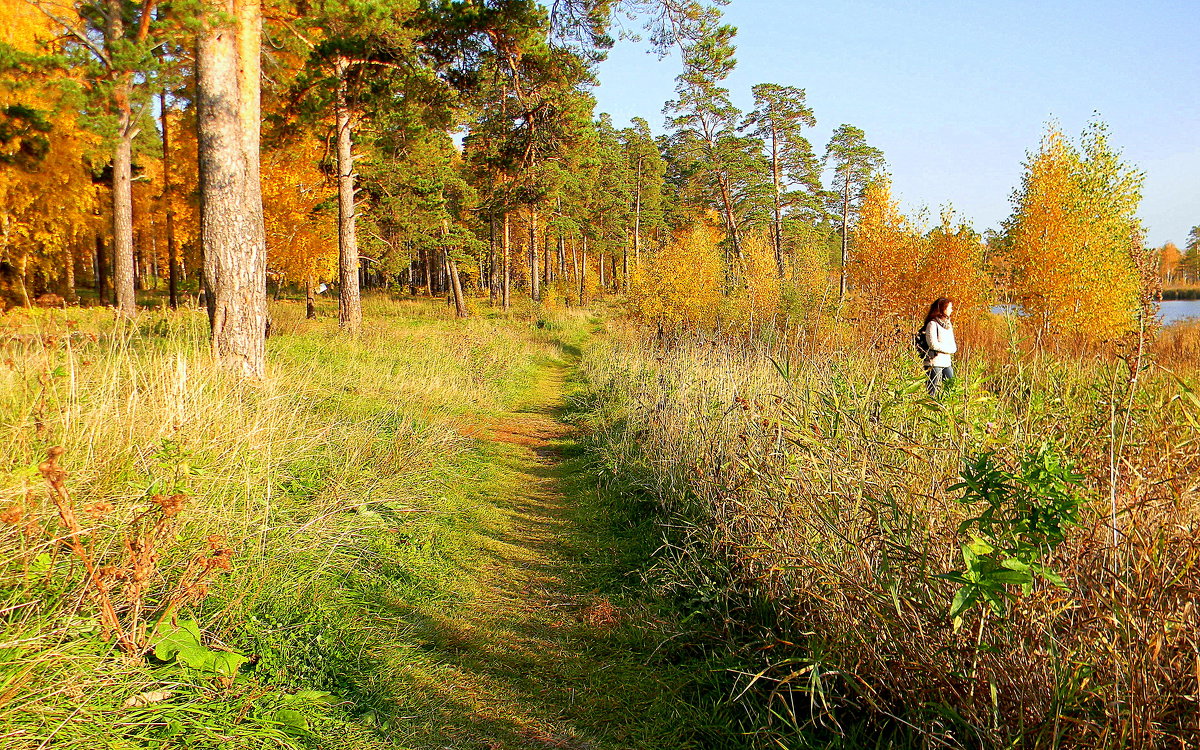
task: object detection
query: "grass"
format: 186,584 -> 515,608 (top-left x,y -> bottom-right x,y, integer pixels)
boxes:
0,296 -> 748,749
574,318 -> 1200,748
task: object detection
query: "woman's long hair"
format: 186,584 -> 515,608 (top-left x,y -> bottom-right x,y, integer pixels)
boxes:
924,297 -> 953,327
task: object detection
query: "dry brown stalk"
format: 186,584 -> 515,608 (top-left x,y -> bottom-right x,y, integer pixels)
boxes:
34,447 -> 232,655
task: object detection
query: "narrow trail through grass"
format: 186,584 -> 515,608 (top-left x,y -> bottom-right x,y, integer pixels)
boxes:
367,334 -> 719,750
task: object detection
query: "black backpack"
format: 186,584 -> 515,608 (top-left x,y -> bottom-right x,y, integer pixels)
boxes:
913,328 -> 930,359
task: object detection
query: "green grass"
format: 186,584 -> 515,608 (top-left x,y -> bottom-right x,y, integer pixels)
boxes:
0,296 -> 757,749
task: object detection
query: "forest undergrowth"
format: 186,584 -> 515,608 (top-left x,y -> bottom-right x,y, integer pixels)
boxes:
575,315 -> 1200,748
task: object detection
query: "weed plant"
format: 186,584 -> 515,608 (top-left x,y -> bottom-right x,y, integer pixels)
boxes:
575,318 -> 1200,748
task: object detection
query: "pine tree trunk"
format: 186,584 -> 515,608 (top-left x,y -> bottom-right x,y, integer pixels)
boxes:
770,124 -> 784,276
161,90 -> 179,309
570,239 -> 579,306
306,276 -> 316,318
529,204 -> 539,302
598,245 -> 605,289
197,0 -> 267,378
502,211 -> 510,310
634,160 -> 642,265
334,57 -> 362,335
105,0 -> 137,316
95,232 -> 108,305
448,257 -> 467,318
579,235 -> 587,305
112,131 -> 137,314
488,216 -> 497,306
840,171 -> 850,300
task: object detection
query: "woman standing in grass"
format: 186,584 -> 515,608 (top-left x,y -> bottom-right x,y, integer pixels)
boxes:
923,297 -> 957,395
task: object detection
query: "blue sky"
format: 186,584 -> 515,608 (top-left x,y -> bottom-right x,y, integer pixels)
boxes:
591,0 -> 1199,246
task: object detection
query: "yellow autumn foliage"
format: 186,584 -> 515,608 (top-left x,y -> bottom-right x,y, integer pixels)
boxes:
627,220 -> 724,333
263,138 -> 336,285
0,3 -> 97,302
1005,125 -> 1143,341
850,180 -> 989,330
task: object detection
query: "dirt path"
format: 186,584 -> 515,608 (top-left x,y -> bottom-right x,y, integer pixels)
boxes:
379,357 -> 709,750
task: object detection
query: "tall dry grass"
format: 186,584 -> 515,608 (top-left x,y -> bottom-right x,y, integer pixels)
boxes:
577,318 -> 1200,747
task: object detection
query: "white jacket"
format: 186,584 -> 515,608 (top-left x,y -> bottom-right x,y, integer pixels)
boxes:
924,319 -> 956,368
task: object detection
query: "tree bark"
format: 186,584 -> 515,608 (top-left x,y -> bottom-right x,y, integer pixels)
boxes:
197,0 -> 267,378
488,216 -> 497,306
161,90 -> 179,309
106,0 -> 137,316
447,255 -> 467,318
579,235 -> 587,305
112,131 -> 137,314
502,211 -> 510,310
840,167 -> 850,300
95,232 -> 109,305
634,159 -> 643,265
770,123 -> 784,276
306,276 -> 316,318
528,204 -> 539,302
334,56 -> 361,334
570,239 -> 579,306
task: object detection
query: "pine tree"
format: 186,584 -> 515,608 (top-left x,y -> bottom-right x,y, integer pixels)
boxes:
197,0 -> 268,377
824,124 -> 884,300
26,0 -> 174,315
619,117 -> 666,267
744,83 -> 821,274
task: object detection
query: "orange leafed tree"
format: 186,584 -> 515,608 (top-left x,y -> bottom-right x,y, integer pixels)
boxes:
263,138 -> 336,293
850,179 -> 989,332
0,4 -> 97,306
1002,123 -> 1144,341
627,219 -> 724,333
1159,242 -> 1183,286
848,178 -> 922,324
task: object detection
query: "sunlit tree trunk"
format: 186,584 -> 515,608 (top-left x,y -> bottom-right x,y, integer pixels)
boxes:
488,216 -> 497,306
502,211 -> 511,310
579,235 -> 587,305
529,204 -> 540,302
769,122 -> 784,276
95,232 -> 109,305
570,239 -> 579,306
105,0 -> 137,316
161,90 -> 179,309
839,170 -> 850,300
112,128 -> 136,314
306,276 -> 316,318
448,256 -> 467,318
334,56 -> 362,335
633,159 -> 643,266
197,0 -> 267,378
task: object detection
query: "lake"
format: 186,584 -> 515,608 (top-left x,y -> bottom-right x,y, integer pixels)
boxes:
1160,300 -> 1200,325
991,300 -> 1200,326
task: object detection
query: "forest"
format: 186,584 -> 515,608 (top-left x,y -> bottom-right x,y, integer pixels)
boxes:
2,0 -> 1199,748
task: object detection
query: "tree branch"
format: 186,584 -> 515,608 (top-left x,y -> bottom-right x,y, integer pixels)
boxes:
26,0 -> 111,67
